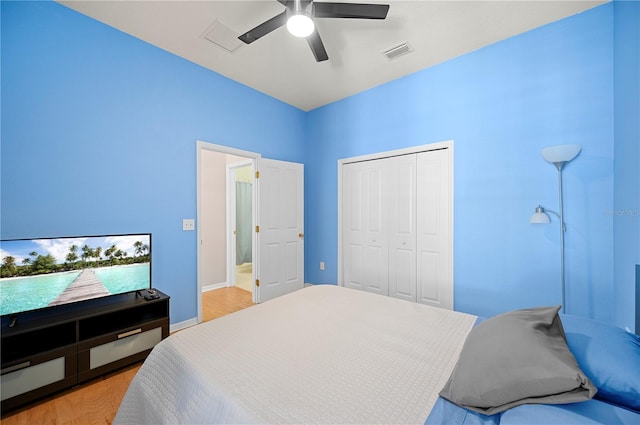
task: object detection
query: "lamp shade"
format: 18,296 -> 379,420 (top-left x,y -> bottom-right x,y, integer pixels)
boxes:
287,14 -> 314,37
541,144 -> 581,164
530,206 -> 551,224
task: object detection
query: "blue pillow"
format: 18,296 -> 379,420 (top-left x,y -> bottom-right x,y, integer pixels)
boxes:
500,398 -> 640,425
560,314 -> 640,412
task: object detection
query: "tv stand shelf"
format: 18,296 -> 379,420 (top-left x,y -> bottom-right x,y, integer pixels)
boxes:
1,290 -> 169,413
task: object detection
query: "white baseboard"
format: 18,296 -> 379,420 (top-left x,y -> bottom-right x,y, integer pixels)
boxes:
203,282 -> 227,292
170,317 -> 198,333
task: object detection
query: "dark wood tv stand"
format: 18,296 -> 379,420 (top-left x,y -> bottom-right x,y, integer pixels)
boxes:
0,290 -> 169,413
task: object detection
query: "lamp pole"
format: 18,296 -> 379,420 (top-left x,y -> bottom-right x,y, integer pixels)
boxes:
554,162 -> 567,314
536,144 -> 581,314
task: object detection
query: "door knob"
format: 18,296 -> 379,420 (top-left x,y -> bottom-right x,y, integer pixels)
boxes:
299,233 -> 304,238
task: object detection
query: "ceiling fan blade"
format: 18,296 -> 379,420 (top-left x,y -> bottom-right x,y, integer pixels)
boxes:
307,29 -> 329,62
312,2 -> 389,19
238,10 -> 288,44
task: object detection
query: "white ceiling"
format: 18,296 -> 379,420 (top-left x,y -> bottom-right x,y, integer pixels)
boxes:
59,0 -> 606,111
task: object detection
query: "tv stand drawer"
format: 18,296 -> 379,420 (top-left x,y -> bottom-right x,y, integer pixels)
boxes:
1,357 -> 65,401
77,316 -> 168,383
90,326 -> 162,369
0,347 -> 77,410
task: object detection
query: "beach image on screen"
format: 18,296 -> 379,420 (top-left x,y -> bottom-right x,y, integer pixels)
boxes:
0,234 -> 151,316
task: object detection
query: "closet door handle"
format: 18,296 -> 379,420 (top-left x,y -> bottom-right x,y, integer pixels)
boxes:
299,233 -> 304,239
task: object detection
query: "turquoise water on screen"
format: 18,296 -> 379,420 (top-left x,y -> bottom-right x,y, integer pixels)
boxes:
0,271 -> 81,315
1,263 -> 149,316
94,263 -> 150,293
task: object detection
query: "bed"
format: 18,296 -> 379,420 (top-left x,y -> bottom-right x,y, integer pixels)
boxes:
114,285 -> 640,425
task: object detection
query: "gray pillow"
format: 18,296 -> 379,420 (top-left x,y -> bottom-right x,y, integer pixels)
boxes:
440,305 -> 597,415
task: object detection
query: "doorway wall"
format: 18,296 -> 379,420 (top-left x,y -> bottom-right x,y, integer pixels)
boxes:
199,149 -> 229,290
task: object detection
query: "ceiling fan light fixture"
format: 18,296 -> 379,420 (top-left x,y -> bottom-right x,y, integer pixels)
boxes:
287,13 -> 314,38
238,0 -> 390,62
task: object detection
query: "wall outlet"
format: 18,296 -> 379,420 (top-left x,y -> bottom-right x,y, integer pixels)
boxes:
320,261 -> 325,271
182,219 -> 195,231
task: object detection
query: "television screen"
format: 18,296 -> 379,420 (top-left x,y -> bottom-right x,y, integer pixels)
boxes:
0,233 -> 151,317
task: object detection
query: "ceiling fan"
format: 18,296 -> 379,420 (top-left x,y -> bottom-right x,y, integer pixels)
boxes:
238,0 -> 390,62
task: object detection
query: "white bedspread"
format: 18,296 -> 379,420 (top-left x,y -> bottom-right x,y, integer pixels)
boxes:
114,285 -> 476,425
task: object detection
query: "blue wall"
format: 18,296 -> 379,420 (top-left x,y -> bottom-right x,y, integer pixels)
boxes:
1,1 -> 306,324
613,0 -> 640,330
305,3 -> 624,324
2,1 -> 637,330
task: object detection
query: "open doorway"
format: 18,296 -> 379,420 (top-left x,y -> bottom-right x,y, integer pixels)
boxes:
197,141 -> 305,322
228,161 -> 254,293
196,141 -> 259,323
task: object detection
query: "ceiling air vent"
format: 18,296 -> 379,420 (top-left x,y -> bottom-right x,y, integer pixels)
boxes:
382,42 -> 413,61
202,20 -> 243,53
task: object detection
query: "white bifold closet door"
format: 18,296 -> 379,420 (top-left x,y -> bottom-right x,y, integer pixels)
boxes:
342,147 -> 452,309
342,159 -> 389,296
387,154 -> 417,302
416,149 -> 452,309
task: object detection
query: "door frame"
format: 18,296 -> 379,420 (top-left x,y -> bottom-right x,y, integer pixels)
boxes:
196,141 -> 260,323
226,159 -> 254,295
337,140 -> 454,297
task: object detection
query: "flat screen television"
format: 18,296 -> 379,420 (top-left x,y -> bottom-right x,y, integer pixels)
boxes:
0,233 -> 151,318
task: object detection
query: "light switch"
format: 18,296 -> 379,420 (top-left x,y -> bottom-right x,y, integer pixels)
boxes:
182,219 -> 195,231
320,261 -> 325,271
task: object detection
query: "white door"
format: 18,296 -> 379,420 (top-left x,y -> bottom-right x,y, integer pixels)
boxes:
256,158 -> 304,303
416,149 -> 452,309
342,160 -> 389,296
387,154 -> 417,302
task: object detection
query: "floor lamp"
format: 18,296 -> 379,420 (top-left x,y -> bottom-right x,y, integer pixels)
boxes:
530,144 -> 581,314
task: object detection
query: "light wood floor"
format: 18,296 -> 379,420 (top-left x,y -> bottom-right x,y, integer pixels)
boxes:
0,287 -> 254,425
202,285 -> 253,322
